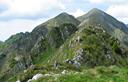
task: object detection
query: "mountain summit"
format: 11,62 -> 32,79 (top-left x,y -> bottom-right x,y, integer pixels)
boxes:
77,8 -> 128,47
36,12 -> 80,30
77,8 -> 104,22
77,8 -> 127,32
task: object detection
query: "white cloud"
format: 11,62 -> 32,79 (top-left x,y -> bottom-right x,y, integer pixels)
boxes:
0,0 -> 67,41
0,0 -> 65,16
105,1 -> 128,24
105,0 -> 127,4
88,0 -> 127,4
70,9 -> 85,17
106,5 -> 128,18
88,0 -> 103,4
117,17 -> 128,24
87,0 -> 128,23
0,18 -> 47,41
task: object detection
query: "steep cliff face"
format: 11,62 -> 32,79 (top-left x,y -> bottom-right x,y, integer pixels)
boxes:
31,23 -> 78,57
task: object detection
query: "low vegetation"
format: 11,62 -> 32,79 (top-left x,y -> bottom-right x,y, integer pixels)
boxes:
8,66 -> 128,82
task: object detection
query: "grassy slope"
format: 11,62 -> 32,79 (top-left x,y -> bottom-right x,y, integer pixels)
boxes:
48,26 -> 128,67
33,66 -> 128,82
2,10 -> 128,82
8,66 -> 128,82
6,25 -> 128,82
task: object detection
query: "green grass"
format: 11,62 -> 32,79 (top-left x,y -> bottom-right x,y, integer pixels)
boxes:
32,66 -> 128,82
33,46 -> 56,66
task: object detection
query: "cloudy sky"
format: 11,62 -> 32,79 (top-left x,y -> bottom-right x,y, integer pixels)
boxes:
0,0 -> 128,41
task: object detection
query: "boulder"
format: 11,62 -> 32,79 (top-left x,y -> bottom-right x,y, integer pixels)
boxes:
76,48 -> 83,56
73,55 -> 83,61
32,74 -> 43,80
54,61 -> 60,69
62,70 -> 68,74
16,80 -> 21,82
64,59 -> 74,64
29,64 -> 35,70
24,70 -> 27,73
73,61 -> 81,69
27,79 -> 33,82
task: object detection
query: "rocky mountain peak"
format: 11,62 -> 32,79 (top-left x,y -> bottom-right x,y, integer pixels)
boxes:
77,8 -> 128,47
77,8 -> 105,22
89,8 -> 103,13
57,12 -> 72,17
36,12 -> 80,30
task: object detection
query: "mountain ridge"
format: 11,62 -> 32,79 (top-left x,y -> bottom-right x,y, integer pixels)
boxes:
0,12 -> 80,82
0,8 -> 128,82
77,8 -> 128,47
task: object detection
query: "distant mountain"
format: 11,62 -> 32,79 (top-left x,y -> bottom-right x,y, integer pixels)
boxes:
0,12 -> 80,81
126,24 -> 128,27
77,8 -> 128,47
1,8 -> 128,82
